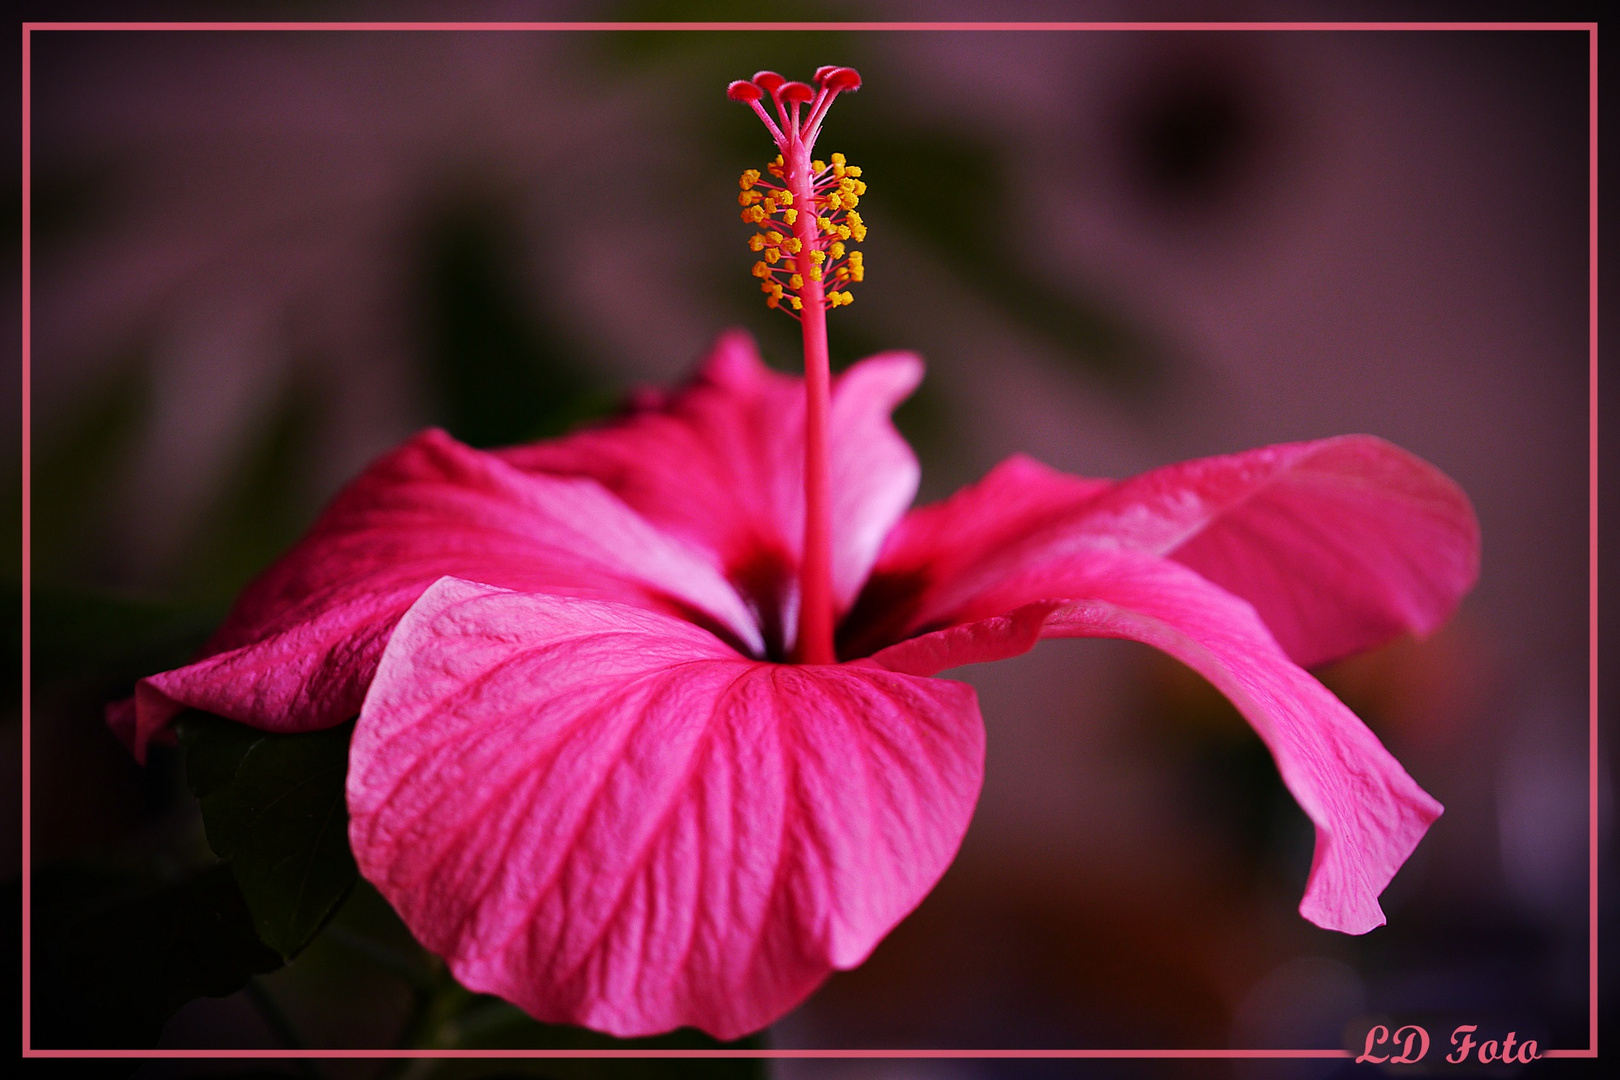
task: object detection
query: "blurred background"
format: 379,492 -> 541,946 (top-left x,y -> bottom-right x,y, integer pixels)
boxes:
9,2 -> 1606,1077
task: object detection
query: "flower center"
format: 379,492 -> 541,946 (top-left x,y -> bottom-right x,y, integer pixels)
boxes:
730,66 -> 865,665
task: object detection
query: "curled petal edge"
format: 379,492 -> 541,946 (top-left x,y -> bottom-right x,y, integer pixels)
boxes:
868,551 -> 1442,935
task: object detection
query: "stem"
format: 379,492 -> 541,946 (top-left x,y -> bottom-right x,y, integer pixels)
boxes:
788,140 -> 836,664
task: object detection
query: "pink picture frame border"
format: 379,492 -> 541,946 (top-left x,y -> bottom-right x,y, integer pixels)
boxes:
17,18 -> 1601,1062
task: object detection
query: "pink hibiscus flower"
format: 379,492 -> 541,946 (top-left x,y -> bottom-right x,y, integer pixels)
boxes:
109,68 -> 1480,1041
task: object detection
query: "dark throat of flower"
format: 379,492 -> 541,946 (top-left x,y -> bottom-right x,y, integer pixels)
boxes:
730,67 -> 865,664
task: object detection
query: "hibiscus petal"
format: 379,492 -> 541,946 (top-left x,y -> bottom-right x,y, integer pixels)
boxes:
855,436 -> 1478,669
1071,436 -> 1480,667
349,577 -> 984,1039
869,550 -> 1441,935
115,430 -> 759,759
498,330 -> 922,634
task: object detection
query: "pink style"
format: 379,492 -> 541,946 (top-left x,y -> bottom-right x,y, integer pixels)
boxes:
108,68 -> 1480,1042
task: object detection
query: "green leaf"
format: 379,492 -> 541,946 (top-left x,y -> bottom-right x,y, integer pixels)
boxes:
179,712 -> 359,959
30,862 -> 284,1048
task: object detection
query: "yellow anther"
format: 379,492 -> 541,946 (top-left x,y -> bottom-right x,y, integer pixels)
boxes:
740,169 -> 760,189
842,194 -> 859,209
752,261 -> 769,278
847,210 -> 863,228
789,274 -> 804,289
836,225 -> 851,240
835,268 -> 849,281
848,249 -> 863,264
810,250 -> 826,264
786,238 -> 803,253
748,234 -> 766,251
851,224 -> 867,241
790,297 -> 803,311
833,163 -> 846,179
782,208 -> 798,225
782,257 -> 797,272
839,178 -> 856,193
766,230 -> 784,244
829,241 -> 845,259
851,179 -> 867,195
743,205 -> 766,224
773,154 -> 784,165
776,190 -> 793,206
812,160 -> 826,174
738,191 -> 759,206
765,248 -> 780,264
809,267 -> 822,282
831,152 -> 846,165
845,166 -> 862,177
819,217 -> 836,233
850,265 -> 864,281
767,295 -> 780,309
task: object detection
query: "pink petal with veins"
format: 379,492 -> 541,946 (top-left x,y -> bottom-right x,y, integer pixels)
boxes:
1066,435 -> 1480,667
116,429 -> 757,758
1160,437 -> 1479,666
857,436 -> 1478,669
499,331 -> 921,636
349,578 -> 984,1039
870,549 -> 1442,935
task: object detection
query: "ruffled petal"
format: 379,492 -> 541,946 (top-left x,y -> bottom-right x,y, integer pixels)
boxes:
1069,436 -> 1480,667
851,436 -> 1479,668
870,549 -> 1441,935
114,429 -> 758,759
498,330 -> 922,641
348,578 -> 984,1039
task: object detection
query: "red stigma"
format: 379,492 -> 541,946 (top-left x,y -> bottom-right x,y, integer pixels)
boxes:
728,65 -> 861,156
822,67 -> 861,92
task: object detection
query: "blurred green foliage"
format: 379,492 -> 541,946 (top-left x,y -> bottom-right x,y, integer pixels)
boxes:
187,365 -> 330,606
419,199 -> 614,449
